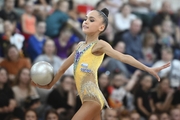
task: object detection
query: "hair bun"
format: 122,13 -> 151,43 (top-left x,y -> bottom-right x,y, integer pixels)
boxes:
101,8 -> 109,17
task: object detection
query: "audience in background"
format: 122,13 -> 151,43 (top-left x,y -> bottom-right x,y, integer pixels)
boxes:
135,74 -> 154,119
0,45 -> 31,83
0,67 -> 23,120
47,75 -> 77,120
24,109 -> 38,120
151,77 -> 174,113
27,20 -> 47,62
12,68 -> 40,110
21,1 -> 36,39
0,0 -> 18,22
45,109 -> 59,120
114,3 -> 137,32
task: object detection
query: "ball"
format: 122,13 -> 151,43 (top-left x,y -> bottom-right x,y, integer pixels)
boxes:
30,61 -> 54,86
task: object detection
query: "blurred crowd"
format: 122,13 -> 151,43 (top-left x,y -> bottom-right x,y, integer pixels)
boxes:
1,0 -> 180,120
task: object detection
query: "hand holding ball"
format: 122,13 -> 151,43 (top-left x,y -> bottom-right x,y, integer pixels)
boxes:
30,61 -> 54,86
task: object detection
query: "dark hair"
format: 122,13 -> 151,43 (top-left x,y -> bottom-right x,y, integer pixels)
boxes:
60,75 -> 74,83
15,68 -> 31,94
119,3 -> 131,12
96,8 -> 109,33
24,109 -> 38,120
45,109 -> 59,120
0,67 -> 9,87
5,44 -> 19,60
42,38 -> 57,54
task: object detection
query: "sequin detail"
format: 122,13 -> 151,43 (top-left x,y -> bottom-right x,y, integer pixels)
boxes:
74,42 -> 94,74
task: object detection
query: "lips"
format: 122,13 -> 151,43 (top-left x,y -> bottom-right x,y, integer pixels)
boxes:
82,25 -> 89,29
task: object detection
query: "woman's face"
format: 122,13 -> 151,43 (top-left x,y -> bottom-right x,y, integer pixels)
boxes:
149,114 -> 159,120
113,74 -> 127,88
161,50 -> 173,62
99,73 -> 109,88
44,40 -> 56,55
47,113 -> 59,120
141,75 -> 152,89
160,79 -> 170,92
122,5 -> 131,16
25,111 -> 37,120
25,2 -> 34,14
82,10 -> 105,34
160,113 -> 170,120
0,69 -> 8,84
8,47 -> 19,61
19,69 -> 30,85
61,77 -> 74,92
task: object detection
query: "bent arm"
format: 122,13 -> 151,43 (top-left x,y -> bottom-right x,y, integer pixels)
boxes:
32,51 -> 75,89
137,98 -> 150,116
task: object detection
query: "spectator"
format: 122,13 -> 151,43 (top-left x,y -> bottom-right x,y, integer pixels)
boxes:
0,0 -> 18,22
158,20 -> 175,47
142,32 -> 156,66
0,45 -> 31,83
151,77 -> 174,113
24,109 -> 38,120
103,41 -> 130,77
34,39 -> 61,105
153,47 -> 180,88
151,1 -> 177,37
129,0 -> 152,27
12,68 -> 40,110
45,0 -> 69,38
54,24 -> 73,59
108,70 -> 141,110
104,0 -> 127,14
0,67 -> 23,120
34,38 -> 62,73
148,114 -> 159,120
134,74 -> 154,119
27,20 -> 47,62
21,1 -> 36,39
170,108 -> 180,120
103,108 -> 118,120
130,111 -> 141,120
122,19 -> 143,60
45,109 -> 59,120
159,112 -> 170,120
0,20 -> 24,57
98,71 -> 110,101
47,75 -> 77,120
114,3 -> 137,32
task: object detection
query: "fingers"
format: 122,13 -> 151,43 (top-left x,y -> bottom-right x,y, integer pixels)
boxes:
160,62 -> 171,70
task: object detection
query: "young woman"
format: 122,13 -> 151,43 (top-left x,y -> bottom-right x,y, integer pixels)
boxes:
32,8 -> 170,120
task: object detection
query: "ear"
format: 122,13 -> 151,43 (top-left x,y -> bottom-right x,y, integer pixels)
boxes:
99,24 -> 105,32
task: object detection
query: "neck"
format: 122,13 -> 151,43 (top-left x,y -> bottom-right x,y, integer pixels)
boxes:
46,53 -> 53,58
36,33 -> 43,37
142,86 -> 148,91
0,83 -> 4,89
85,33 -> 99,44
19,83 -> 28,89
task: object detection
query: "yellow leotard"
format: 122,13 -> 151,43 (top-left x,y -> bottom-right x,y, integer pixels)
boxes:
74,41 -> 109,109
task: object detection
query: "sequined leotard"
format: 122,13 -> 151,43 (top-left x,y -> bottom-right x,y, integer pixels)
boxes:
74,41 -> 109,109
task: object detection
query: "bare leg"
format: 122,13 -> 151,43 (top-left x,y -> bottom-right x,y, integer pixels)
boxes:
92,112 -> 101,120
72,101 -> 101,120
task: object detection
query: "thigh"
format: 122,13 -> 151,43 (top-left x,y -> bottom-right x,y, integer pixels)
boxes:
92,112 -> 101,120
72,101 -> 101,120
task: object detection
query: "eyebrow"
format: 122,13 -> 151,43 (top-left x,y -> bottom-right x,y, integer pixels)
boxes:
85,16 -> 96,19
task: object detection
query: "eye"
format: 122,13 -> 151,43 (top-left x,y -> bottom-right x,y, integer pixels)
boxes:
83,18 -> 87,21
90,19 -> 94,22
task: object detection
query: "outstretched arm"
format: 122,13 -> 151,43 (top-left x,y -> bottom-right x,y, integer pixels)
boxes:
98,40 -> 170,81
31,50 -> 75,89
